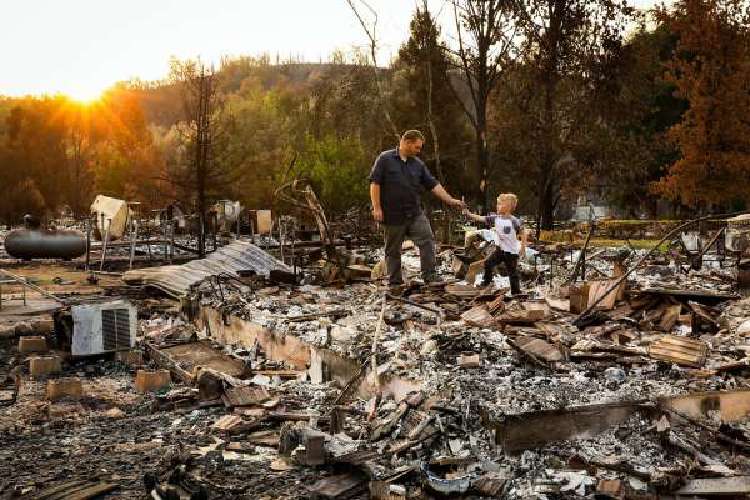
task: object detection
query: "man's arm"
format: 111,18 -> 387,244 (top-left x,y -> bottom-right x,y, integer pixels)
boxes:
369,154 -> 385,222
431,184 -> 465,208
370,183 -> 383,222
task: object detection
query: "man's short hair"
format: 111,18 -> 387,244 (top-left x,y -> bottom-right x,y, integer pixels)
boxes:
401,130 -> 425,143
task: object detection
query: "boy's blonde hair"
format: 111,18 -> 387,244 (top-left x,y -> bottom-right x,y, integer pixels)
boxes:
497,193 -> 518,209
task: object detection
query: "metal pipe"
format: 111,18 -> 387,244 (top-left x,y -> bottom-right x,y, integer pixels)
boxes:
129,218 -> 137,270
100,218 -> 111,271
85,217 -> 91,270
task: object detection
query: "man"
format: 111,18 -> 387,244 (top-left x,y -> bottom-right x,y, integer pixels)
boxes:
369,130 -> 465,286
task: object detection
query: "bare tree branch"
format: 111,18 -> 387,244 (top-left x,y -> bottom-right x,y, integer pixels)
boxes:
346,0 -> 401,140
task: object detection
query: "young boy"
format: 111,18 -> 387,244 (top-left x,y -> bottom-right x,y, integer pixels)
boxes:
463,193 -> 526,294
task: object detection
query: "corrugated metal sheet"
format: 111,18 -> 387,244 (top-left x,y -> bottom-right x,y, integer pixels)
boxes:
122,240 -> 291,297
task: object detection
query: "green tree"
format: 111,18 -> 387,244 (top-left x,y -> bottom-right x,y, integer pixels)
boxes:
392,6 -> 472,195
295,134 -> 369,214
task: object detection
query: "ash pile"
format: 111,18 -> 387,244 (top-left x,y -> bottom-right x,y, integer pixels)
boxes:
4,219 -> 750,499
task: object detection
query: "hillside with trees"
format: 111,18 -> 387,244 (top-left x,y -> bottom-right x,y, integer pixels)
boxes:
1,0 -> 748,227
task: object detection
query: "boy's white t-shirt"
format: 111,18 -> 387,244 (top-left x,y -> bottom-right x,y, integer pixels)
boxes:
484,214 -> 522,254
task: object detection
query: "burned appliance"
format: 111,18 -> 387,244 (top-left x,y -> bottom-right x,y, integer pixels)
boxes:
66,300 -> 136,356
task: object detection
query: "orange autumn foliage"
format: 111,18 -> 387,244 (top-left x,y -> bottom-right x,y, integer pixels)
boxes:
652,0 -> 750,207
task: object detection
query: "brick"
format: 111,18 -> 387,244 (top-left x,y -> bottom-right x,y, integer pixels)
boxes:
597,479 -> 623,497
303,433 -> 326,465
135,369 -> 171,393
18,336 -> 48,353
46,377 -> 83,401
457,354 -> 481,368
115,350 -> 143,366
29,355 -> 62,377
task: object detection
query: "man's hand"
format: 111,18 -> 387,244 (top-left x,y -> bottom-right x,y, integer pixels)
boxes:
372,207 -> 384,222
449,198 -> 466,209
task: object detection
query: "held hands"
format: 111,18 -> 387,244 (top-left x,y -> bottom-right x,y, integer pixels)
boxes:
372,207 -> 384,222
449,198 -> 466,209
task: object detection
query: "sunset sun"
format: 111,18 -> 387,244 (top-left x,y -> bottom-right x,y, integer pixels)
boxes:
65,85 -> 103,104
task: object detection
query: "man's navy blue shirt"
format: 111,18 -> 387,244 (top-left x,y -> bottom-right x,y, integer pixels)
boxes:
369,148 -> 439,225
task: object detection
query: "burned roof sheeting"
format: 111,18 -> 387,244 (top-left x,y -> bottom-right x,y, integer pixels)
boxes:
122,240 -> 290,296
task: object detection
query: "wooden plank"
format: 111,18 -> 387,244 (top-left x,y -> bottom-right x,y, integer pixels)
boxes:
32,480 -> 89,499
33,481 -> 117,500
649,343 -> 706,356
223,385 -> 270,407
461,305 -> 495,328
465,259 -> 486,285
246,430 -> 281,447
445,284 -> 481,297
676,476 -> 750,495
640,287 -> 740,303
569,284 -> 590,314
658,304 -> 682,331
66,483 -> 118,500
660,390 -> 750,423
649,346 -> 705,359
648,350 -> 703,363
649,350 -> 705,367
493,402 -> 643,452
649,335 -> 707,367
308,473 -> 365,498
515,336 -> 562,362
588,279 -> 618,310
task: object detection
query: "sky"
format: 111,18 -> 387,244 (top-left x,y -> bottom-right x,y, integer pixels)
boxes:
2,0 -> 658,101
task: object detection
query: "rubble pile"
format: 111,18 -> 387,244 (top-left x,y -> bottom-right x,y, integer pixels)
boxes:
4,231 -> 750,498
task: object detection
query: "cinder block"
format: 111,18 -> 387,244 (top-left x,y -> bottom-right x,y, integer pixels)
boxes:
115,350 -> 143,366
135,369 -> 171,393
46,377 -> 83,401
18,336 -> 47,353
0,324 -> 15,339
29,317 -> 54,334
29,355 -> 62,377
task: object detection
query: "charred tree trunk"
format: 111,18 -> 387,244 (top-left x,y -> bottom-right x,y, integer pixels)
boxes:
476,116 -> 490,211
536,11 -> 561,232
194,69 -> 213,259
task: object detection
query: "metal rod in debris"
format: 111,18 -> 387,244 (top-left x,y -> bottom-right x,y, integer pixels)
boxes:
370,293 -> 387,373
99,218 -> 111,272
576,210 -> 750,321
0,269 -> 66,304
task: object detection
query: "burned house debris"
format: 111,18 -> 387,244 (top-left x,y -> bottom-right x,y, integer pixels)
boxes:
6,202 -> 750,499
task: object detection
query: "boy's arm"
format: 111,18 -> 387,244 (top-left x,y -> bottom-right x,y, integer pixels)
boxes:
519,225 -> 527,256
462,209 -> 486,224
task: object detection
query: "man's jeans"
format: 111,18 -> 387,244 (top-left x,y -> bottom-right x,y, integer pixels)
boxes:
383,214 -> 436,285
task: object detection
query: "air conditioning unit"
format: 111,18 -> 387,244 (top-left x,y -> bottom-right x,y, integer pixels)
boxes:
71,300 -> 136,356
